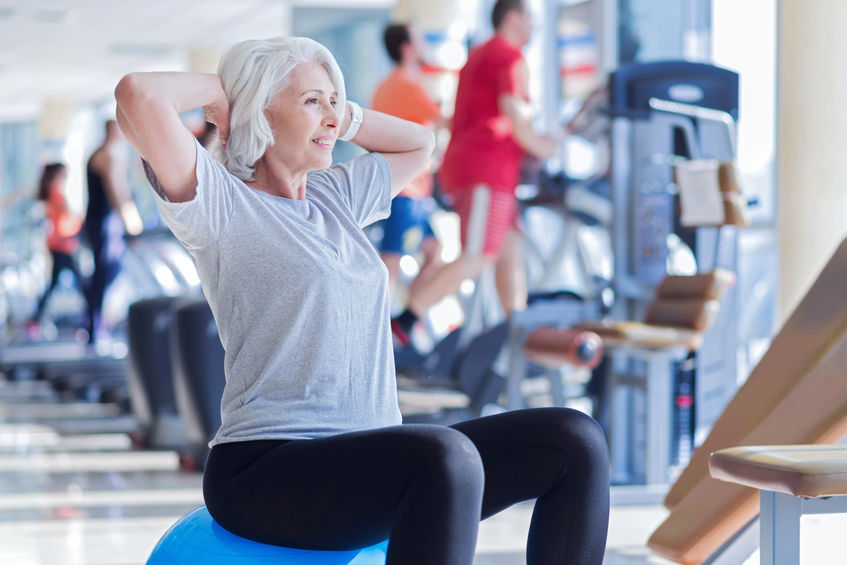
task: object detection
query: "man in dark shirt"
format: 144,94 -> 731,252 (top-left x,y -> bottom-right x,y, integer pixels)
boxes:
83,120 -> 142,344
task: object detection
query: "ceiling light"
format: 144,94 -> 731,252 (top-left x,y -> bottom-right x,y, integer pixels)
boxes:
32,8 -> 75,24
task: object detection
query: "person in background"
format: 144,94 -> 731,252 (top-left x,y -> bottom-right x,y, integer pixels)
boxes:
372,23 -> 444,303
391,0 -> 559,345
27,162 -> 89,337
115,34 -> 608,565
82,120 -> 142,343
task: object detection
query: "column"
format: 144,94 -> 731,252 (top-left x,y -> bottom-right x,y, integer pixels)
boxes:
778,0 -> 847,319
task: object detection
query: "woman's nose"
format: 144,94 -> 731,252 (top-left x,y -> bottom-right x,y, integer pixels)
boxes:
322,103 -> 338,128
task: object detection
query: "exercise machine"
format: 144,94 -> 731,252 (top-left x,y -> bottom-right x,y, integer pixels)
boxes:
603,60 -> 741,485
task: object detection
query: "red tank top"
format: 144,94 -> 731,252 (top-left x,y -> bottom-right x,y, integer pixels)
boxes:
46,188 -> 80,254
439,36 -> 527,194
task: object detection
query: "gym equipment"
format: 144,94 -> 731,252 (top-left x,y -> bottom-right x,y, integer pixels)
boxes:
147,505 -> 387,565
126,296 -> 186,449
393,327 -> 463,388
523,326 -> 603,368
577,270 -> 735,347
399,310 -> 603,423
122,228 -> 202,298
90,228 -> 201,349
0,340 -> 136,436
399,321 -> 511,424
519,325 -> 603,409
647,237 -> 847,564
504,298 -> 605,412
170,297 -> 225,470
574,269 -> 734,485
663,244 -> 847,511
710,445 -> 847,565
603,60 -> 742,485
520,172 -> 613,305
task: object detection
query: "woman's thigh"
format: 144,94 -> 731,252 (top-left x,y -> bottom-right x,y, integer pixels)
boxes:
203,424 -> 482,550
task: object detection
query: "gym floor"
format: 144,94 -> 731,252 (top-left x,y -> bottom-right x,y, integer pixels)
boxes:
1,373 -> 840,564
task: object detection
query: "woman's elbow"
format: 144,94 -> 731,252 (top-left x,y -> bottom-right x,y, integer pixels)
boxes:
413,128 -> 436,170
114,73 -> 154,114
114,73 -> 138,107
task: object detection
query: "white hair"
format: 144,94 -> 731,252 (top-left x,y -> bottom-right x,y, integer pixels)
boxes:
217,36 -> 346,182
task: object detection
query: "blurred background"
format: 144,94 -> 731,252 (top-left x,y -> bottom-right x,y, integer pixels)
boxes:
2,1 -> 847,564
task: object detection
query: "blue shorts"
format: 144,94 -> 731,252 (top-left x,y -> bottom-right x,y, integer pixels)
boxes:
379,196 -> 437,255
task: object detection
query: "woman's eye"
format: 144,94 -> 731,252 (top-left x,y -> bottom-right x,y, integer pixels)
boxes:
306,98 -> 318,104
330,99 -> 337,107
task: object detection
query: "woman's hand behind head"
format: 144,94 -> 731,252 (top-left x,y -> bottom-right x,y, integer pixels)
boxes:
203,97 -> 230,151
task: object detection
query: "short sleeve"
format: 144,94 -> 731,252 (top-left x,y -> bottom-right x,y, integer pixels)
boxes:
308,152 -> 392,227
144,138 -> 234,250
495,56 -> 527,101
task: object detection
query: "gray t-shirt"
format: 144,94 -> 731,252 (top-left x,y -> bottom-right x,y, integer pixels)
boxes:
147,139 -> 402,445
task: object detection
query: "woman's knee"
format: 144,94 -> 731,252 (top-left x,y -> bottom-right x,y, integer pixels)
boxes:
536,408 -> 609,466
406,426 -> 485,495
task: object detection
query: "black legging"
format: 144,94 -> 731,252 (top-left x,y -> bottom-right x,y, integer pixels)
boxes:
83,212 -> 124,341
32,251 -> 87,322
203,407 -> 609,565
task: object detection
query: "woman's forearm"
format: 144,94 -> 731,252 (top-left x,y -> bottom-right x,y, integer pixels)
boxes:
346,107 -> 435,197
341,110 -> 435,196
347,108 -> 434,156
116,72 -> 225,117
115,72 -> 230,156
341,106 -> 435,196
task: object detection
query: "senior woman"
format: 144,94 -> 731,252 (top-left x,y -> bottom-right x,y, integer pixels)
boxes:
115,36 -> 609,565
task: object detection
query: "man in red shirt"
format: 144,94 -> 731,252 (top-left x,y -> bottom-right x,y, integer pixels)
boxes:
392,0 -> 558,345
372,23 -> 444,299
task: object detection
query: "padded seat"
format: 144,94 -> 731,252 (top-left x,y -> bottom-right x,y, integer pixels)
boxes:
147,506 -> 387,564
710,444 -> 847,498
709,445 -> 847,565
572,319 -> 704,350
574,269 -> 735,351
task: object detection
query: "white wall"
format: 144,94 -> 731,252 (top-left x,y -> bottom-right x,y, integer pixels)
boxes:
777,0 -> 847,319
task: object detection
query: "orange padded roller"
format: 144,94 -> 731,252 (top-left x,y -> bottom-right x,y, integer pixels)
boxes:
524,327 -> 603,369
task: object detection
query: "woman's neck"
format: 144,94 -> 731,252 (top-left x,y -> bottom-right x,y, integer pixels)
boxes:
248,156 -> 307,200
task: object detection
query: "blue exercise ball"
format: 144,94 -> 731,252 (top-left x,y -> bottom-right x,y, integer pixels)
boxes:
148,506 -> 387,564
